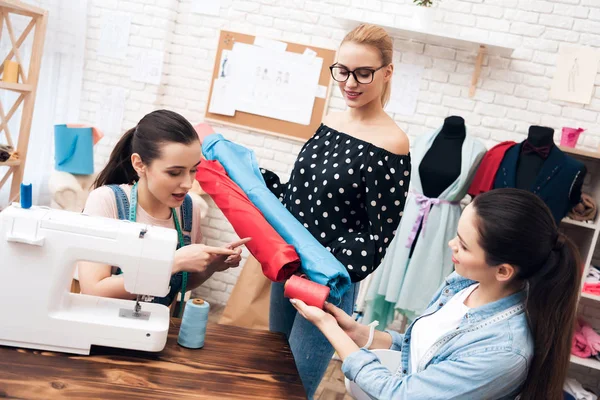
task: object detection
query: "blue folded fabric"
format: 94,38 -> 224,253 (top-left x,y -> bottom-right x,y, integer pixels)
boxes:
202,133 -> 351,302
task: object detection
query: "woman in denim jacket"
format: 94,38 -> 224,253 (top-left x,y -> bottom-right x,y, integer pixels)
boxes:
292,188 -> 581,400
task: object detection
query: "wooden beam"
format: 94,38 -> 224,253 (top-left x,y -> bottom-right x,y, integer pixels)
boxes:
469,45 -> 486,98
4,12 -> 27,83
0,17 -> 35,76
0,100 -> 13,147
0,10 -> 4,47
0,93 -> 25,148
0,1 -> 46,17
0,167 -> 13,189
9,11 -> 47,201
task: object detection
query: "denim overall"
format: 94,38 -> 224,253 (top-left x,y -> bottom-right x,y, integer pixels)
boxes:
107,185 -> 193,310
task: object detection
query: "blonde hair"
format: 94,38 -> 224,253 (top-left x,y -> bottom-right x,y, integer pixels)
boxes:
342,24 -> 393,107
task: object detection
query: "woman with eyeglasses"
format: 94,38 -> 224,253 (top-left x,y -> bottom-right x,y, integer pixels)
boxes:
261,23 -> 410,398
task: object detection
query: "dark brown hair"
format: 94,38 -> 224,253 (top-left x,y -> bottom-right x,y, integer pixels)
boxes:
472,188 -> 582,400
94,109 -> 198,188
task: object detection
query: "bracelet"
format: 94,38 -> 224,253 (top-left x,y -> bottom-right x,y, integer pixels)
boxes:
361,320 -> 379,350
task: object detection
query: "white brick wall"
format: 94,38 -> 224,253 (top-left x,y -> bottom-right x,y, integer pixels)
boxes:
81,0 -> 600,328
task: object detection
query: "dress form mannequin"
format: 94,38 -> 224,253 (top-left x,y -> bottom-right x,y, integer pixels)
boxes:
411,116 -> 465,255
419,116 -> 466,197
517,125 -> 585,204
516,126 -> 554,190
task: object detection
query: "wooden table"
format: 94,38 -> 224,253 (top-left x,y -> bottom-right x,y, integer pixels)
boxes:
0,320 -> 306,399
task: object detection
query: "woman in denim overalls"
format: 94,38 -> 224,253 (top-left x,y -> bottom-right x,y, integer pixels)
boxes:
79,110 -> 248,317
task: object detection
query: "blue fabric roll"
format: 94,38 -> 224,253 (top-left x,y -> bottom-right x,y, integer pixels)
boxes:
202,134 -> 351,302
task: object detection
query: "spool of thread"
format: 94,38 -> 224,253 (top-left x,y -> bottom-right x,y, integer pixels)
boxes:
284,275 -> 330,309
178,298 -> 210,349
20,183 -> 32,209
2,60 -> 19,83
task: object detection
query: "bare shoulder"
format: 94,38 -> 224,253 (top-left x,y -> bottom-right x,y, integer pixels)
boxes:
322,111 -> 344,128
377,119 -> 410,156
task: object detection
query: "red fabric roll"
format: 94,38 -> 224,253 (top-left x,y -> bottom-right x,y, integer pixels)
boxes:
284,275 -> 330,309
196,160 -> 300,282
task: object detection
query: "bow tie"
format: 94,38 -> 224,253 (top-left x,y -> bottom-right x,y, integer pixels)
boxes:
522,141 -> 552,159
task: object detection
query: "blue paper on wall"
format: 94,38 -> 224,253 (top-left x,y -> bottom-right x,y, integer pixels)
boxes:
54,124 -> 94,175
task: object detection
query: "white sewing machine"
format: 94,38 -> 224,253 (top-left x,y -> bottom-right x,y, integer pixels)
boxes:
0,203 -> 177,355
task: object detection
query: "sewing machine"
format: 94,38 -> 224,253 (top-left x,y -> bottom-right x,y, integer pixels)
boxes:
0,203 -> 177,355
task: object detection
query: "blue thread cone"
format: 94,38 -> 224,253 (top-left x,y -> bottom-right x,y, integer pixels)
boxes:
178,298 -> 210,349
20,183 -> 32,209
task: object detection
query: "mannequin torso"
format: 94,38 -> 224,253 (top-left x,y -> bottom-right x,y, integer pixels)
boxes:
411,116 -> 465,255
516,125 -> 585,204
515,126 -> 554,190
419,116 -> 465,198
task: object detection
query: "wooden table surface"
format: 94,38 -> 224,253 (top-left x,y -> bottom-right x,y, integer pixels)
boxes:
0,319 -> 306,399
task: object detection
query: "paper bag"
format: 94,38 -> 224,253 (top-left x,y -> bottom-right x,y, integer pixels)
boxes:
219,256 -> 271,330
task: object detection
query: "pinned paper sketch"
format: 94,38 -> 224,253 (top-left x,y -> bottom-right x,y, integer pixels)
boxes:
96,87 -> 126,137
209,78 -> 236,116
551,45 -> 600,104
385,64 -> 424,116
192,0 -> 221,16
131,50 -> 164,85
218,50 -> 232,79
228,42 -> 322,125
98,13 -> 131,60
254,37 -> 287,52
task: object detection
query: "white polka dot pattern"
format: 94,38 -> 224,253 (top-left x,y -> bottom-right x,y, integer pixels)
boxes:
259,124 -> 411,281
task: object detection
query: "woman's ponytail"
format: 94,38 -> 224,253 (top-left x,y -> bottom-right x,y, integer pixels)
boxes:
472,189 -> 583,400
93,127 -> 137,188
520,234 -> 582,400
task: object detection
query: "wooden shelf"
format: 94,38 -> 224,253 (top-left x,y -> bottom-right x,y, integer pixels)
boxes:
0,2 -> 47,203
571,355 -> 600,370
559,146 -> 600,161
336,16 -> 514,98
0,0 -> 46,18
581,292 -> 600,302
561,217 -> 597,230
0,159 -> 19,167
336,16 -> 515,57
0,82 -> 32,92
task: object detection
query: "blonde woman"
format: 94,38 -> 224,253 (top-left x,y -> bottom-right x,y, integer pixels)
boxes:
262,24 -> 410,398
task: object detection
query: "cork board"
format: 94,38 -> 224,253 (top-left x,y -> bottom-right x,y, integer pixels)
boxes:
204,30 -> 336,142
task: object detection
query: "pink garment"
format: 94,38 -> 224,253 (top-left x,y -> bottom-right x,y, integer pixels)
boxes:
194,122 -> 215,144
583,282 -> 600,295
572,320 -> 593,358
580,319 -> 600,356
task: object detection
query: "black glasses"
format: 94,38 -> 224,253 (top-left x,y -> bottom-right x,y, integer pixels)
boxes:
329,64 -> 386,84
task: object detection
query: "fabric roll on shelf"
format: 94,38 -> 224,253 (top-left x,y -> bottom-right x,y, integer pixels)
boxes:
201,133 -> 351,303
196,159 -> 300,282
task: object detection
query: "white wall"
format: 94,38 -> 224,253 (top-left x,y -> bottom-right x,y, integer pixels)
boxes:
80,0 -> 600,308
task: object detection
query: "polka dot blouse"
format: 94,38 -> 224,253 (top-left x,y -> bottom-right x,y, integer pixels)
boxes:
262,123 -> 411,282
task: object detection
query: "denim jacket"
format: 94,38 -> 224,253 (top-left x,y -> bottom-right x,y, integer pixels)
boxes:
343,272 -> 533,399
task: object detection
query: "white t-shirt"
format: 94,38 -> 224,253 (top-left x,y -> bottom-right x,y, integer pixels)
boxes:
410,284 -> 479,372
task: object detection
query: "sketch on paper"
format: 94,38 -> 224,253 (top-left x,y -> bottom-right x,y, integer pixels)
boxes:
385,64 -> 424,116
228,42 -> 322,125
218,50 -> 232,78
96,87 -> 126,137
131,50 -> 164,85
551,45 -> 600,104
97,13 -> 131,60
